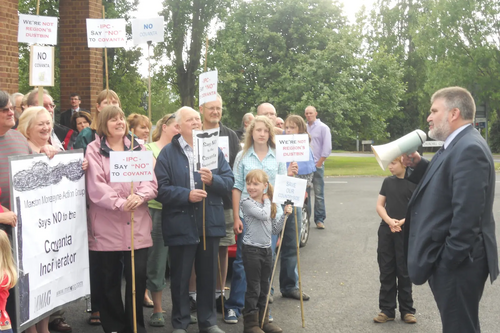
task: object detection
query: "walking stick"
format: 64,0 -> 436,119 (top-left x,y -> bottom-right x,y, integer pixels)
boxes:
130,130 -> 138,333
262,200 -> 293,329
294,206 -> 305,328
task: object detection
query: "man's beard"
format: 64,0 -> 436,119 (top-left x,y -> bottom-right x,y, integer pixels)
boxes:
428,118 -> 451,141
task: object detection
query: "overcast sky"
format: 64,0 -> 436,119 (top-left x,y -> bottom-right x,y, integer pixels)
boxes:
131,0 -> 377,75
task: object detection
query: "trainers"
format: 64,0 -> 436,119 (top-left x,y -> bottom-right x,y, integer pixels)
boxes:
216,295 -> 226,313
316,222 -> 325,229
269,294 -> 274,304
282,289 -> 310,301
189,296 -> 197,313
373,312 -> 394,323
403,313 -> 417,324
224,309 -> 238,324
269,313 -> 273,323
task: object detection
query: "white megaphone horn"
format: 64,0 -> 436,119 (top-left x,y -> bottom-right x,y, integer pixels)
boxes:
371,129 -> 427,170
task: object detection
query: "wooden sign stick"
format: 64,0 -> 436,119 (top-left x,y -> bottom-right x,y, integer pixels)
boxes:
202,36 -> 209,251
130,129 -> 138,333
102,6 -> 109,91
36,0 -> 44,107
294,206 -> 305,328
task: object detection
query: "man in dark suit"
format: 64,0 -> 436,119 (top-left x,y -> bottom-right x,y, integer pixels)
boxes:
403,86 -> 499,333
60,94 -> 85,128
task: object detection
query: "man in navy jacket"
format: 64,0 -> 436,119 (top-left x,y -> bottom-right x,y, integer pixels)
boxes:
403,87 -> 498,333
155,106 -> 234,333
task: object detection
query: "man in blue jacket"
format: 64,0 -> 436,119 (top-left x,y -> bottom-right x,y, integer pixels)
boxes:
155,106 -> 234,333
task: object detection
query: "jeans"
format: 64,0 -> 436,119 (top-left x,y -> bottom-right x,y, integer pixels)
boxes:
224,219 -> 246,317
270,207 -> 301,294
312,165 -> 326,224
242,244 -> 272,315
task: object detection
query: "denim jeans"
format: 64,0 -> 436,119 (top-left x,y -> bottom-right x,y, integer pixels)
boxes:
224,219 -> 246,317
312,164 -> 326,224
242,244 -> 272,315
270,207 -> 301,294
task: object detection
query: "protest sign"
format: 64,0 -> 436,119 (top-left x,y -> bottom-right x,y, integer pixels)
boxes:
193,128 -> 220,171
109,151 -> 154,182
275,134 -> 310,162
86,18 -> 127,48
199,70 -> 218,106
218,136 -> 230,163
273,175 -> 307,208
9,151 -> 89,330
29,45 -> 54,87
18,14 -> 58,45
131,17 -> 165,45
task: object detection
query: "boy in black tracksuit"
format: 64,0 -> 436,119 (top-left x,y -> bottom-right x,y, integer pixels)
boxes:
374,157 -> 417,324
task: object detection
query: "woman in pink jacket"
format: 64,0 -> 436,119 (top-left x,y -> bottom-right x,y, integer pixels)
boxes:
85,105 -> 157,333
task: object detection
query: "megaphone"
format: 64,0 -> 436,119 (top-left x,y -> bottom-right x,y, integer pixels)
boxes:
371,129 -> 427,170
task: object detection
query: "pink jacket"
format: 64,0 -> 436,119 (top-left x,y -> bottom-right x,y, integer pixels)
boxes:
85,136 -> 158,251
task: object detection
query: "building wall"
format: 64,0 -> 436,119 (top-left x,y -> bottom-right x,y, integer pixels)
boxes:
59,0 -> 103,114
0,0 -> 20,94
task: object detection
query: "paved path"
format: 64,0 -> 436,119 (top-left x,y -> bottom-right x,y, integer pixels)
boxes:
48,177 -> 500,332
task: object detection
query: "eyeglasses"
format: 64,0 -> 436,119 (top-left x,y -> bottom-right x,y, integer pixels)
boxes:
206,107 -> 222,112
1,107 -> 14,113
43,104 -> 56,109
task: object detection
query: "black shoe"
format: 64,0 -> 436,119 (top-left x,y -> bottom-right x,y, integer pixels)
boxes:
189,295 -> 197,312
215,295 -> 226,313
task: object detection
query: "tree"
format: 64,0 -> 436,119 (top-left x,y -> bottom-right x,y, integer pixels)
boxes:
156,0 -> 231,107
210,0 -> 405,147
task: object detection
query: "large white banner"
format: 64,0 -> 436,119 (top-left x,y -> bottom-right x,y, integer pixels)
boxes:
9,151 -> 90,330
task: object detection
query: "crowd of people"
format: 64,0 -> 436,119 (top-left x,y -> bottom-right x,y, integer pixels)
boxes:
1,86 -> 495,333
0,89 -> 332,333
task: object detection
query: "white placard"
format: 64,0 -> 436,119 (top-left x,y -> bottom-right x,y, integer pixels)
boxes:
86,18 -> 127,48
275,134 -> 310,162
109,151 -> 154,182
193,128 -> 220,171
9,152 -> 89,330
131,17 -> 165,45
29,45 -> 54,86
273,175 -> 307,208
219,136 -> 230,163
18,14 -> 58,45
199,70 -> 218,106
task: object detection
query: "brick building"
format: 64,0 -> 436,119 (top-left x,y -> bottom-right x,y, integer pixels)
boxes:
1,0 -> 103,112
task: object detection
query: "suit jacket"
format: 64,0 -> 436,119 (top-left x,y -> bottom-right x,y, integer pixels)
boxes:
60,108 -> 87,128
404,125 -> 499,285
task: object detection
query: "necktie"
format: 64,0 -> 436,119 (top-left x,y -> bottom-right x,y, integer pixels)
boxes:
431,147 -> 445,164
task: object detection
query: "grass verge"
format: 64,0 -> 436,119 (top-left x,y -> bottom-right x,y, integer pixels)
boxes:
324,156 -> 500,177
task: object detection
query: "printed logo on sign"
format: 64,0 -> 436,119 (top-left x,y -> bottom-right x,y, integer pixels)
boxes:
34,290 -> 51,312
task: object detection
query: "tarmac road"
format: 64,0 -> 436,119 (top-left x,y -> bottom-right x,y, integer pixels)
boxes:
54,176 -> 500,333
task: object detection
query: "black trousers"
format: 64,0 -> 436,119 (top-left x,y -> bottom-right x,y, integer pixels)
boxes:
169,237 -> 220,330
95,248 -> 148,333
377,224 -> 415,317
429,240 -> 488,333
242,244 -> 272,315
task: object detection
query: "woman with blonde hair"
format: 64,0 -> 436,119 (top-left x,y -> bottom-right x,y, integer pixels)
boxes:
224,115 -> 297,326
0,229 -> 17,333
127,114 -> 152,144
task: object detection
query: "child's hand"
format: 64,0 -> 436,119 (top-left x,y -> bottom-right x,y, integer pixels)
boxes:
284,204 -> 293,215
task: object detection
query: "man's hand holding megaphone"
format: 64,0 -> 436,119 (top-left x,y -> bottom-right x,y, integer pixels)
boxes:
402,151 -> 422,169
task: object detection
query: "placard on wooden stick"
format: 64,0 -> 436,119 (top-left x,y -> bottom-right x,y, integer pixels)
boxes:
275,134 -> 310,163
109,151 -> 154,183
193,128 -> 220,171
273,175 -> 307,207
29,45 -> 55,87
199,70 -> 218,106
